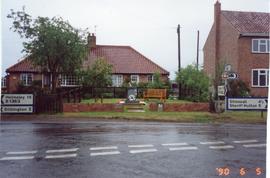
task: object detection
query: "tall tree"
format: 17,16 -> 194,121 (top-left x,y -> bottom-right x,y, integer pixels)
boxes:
7,7 -> 88,92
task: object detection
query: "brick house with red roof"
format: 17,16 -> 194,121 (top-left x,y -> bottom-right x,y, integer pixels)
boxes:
4,34 -> 169,93
204,1 -> 269,97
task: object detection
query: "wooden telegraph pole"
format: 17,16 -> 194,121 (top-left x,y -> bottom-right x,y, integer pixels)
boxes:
177,24 -> 181,99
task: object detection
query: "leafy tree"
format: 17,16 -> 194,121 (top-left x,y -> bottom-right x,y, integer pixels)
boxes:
176,65 -> 209,102
227,79 -> 250,97
80,58 -> 112,102
7,7 -> 88,93
147,72 -> 165,89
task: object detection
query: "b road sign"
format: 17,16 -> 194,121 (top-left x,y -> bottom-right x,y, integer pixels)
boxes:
1,94 -> 33,105
227,97 -> 268,111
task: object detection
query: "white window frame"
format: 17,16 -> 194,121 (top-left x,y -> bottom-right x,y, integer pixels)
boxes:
147,75 -> 154,83
112,75 -> 123,87
1,77 -> 6,88
60,75 -> 79,87
251,69 -> 269,87
252,39 -> 270,53
130,75 -> 139,84
20,73 -> 33,86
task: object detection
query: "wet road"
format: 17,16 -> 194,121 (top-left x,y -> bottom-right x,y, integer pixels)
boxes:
0,119 -> 266,178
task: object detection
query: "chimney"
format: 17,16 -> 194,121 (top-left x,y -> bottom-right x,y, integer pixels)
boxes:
214,0 -> 221,24
87,33 -> 96,49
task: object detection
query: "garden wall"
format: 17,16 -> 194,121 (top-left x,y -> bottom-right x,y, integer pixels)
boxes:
63,103 -> 123,112
149,103 -> 209,112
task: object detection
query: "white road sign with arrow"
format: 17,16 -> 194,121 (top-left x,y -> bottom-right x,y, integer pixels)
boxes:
227,98 -> 268,110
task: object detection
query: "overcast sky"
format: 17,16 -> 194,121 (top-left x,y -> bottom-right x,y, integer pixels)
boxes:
1,0 -> 269,79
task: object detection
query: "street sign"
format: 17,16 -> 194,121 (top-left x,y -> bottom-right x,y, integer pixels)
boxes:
224,64 -> 232,72
227,72 -> 238,80
1,106 -> 33,113
218,85 -> 226,96
1,94 -> 33,105
227,97 -> 268,111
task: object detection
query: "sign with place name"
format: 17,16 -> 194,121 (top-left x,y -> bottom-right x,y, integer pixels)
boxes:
1,106 -> 33,113
227,97 -> 268,111
218,85 -> 226,96
1,94 -> 33,105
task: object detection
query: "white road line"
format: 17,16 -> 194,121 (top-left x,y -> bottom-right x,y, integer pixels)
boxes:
209,145 -> 234,149
129,149 -> 157,154
128,144 -> 154,148
90,151 -> 120,156
90,146 -> 118,151
243,143 -> 266,148
46,148 -> 78,153
45,153 -> 77,159
162,143 -> 188,146
169,147 -> 198,151
6,151 -> 37,155
200,141 -> 225,145
0,156 -> 34,161
233,140 -> 258,144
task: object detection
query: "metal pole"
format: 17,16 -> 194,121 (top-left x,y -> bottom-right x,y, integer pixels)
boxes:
196,30 -> 200,70
177,24 -> 181,100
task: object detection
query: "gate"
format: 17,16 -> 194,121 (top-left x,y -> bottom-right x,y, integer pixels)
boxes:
35,93 -> 63,113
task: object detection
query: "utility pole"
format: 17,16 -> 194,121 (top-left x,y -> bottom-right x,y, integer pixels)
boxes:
177,24 -> 181,99
196,30 -> 200,70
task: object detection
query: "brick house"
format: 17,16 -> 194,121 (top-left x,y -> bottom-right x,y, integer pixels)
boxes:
4,34 -> 169,93
203,1 -> 269,97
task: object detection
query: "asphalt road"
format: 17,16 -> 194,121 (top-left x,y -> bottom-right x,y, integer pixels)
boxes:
0,119 -> 266,178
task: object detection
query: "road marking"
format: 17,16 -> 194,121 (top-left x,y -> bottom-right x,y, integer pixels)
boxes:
209,145 -> 234,149
200,141 -> 225,145
46,148 -> 78,153
0,156 -> 34,161
90,151 -> 120,156
129,149 -> 157,154
6,151 -> 37,155
233,140 -> 258,144
243,143 -> 266,148
45,153 -> 77,159
169,147 -> 198,151
90,146 -> 118,151
128,144 -> 154,148
162,143 -> 188,146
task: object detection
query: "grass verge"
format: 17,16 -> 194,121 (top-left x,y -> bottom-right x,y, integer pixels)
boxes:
62,111 -> 267,124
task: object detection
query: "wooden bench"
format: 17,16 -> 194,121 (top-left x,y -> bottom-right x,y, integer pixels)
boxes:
143,89 -> 167,102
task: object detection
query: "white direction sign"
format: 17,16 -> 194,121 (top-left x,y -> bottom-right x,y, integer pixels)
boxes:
218,85 -> 226,96
227,98 -> 268,110
1,94 -> 33,105
1,106 -> 33,113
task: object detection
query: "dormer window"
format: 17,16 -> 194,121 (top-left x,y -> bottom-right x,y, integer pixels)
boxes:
252,39 -> 270,53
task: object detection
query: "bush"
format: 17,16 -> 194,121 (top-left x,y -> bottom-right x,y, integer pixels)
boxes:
227,80 -> 250,97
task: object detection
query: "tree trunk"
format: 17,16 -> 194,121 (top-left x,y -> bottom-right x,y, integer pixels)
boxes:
51,73 -> 57,93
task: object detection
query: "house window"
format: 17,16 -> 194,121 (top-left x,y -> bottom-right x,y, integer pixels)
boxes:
60,75 -> 79,86
130,75 -> 139,84
112,75 -> 123,87
1,77 -> 6,88
252,69 -> 269,87
147,75 -> 154,82
252,39 -> 270,53
20,73 -> 33,86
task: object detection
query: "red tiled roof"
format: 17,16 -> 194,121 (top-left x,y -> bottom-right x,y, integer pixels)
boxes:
7,45 -> 169,75
6,57 -> 41,73
84,45 -> 169,74
222,10 -> 270,34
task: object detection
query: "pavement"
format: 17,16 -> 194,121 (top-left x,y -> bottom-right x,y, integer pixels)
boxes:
0,118 -> 266,178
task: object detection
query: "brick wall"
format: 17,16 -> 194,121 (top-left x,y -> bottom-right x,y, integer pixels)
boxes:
63,103 -> 124,112
149,103 -> 209,112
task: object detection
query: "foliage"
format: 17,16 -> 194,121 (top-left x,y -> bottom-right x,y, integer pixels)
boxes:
16,80 -> 43,94
80,58 -> 113,102
227,79 -> 250,97
7,7 -> 88,93
176,65 -> 210,102
147,72 -> 166,89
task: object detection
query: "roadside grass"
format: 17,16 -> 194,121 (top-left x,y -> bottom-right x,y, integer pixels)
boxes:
81,98 -> 192,104
62,111 -> 267,124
